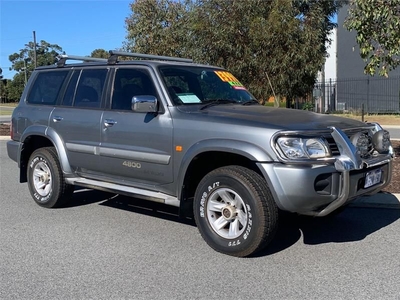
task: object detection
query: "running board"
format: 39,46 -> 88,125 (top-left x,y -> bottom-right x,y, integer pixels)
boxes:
66,178 -> 180,207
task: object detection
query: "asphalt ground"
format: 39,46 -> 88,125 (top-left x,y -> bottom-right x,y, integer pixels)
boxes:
1,140 -> 400,299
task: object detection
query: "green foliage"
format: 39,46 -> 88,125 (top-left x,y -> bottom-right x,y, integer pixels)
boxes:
124,0 -> 191,57
91,49 -> 109,59
0,79 -> 7,103
124,0 -> 342,105
302,101 -> 315,111
345,0 -> 400,77
8,40 -> 64,101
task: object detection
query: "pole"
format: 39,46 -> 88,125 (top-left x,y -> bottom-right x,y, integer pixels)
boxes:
265,71 -> 278,107
23,59 -> 27,86
33,31 -> 37,68
321,67 -> 325,113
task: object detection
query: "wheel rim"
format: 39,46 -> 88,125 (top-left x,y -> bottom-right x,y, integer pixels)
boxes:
32,161 -> 52,198
206,187 -> 248,239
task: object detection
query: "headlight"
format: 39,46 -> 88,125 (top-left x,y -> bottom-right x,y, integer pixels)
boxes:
276,137 -> 331,160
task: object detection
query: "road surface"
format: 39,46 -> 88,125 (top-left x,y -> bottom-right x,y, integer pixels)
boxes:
1,140 -> 400,299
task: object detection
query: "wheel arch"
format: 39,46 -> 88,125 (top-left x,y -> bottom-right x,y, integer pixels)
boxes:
177,139 -> 274,217
19,125 -> 72,182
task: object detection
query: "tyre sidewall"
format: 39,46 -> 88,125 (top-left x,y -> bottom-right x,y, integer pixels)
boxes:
194,173 -> 264,255
28,150 -> 59,207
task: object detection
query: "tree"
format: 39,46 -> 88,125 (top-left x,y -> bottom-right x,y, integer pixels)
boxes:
8,40 -> 64,101
0,79 -> 11,103
124,0 -> 191,57
345,0 -> 400,77
91,49 -> 109,59
124,0 -> 343,106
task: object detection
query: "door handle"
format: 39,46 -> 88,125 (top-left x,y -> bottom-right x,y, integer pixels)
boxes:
104,119 -> 117,128
53,116 -> 63,122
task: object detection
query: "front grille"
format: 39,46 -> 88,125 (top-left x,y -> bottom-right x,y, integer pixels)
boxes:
325,136 -> 340,156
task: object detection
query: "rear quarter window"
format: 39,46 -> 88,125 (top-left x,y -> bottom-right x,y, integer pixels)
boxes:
27,70 -> 69,105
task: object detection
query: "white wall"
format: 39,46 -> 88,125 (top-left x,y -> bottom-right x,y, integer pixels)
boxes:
317,28 -> 337,82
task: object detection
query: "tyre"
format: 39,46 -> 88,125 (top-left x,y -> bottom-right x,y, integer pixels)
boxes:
193,165 -> 278,257
27,147 -> 74,208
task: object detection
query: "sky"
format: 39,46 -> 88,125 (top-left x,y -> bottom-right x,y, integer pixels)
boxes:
0,1 -> 339,80
0,0 -> 132,79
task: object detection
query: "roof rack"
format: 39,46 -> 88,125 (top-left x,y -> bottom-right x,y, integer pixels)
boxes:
107,50 -> 193,64
56,55 -> 107,67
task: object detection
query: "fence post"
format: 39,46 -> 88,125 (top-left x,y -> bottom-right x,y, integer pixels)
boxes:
361,103 -> 365,122
366,76 -> 370,115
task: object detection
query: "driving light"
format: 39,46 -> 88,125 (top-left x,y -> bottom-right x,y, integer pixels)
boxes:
350,132 -> 371,157
372,130 -> 391,154
277,137 -> 331,160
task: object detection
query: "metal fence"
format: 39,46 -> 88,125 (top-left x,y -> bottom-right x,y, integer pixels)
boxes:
314,76 -> 400,114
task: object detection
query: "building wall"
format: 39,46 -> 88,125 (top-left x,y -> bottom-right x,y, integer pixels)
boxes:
337,5 -> 400,113
324,28 -> 337,81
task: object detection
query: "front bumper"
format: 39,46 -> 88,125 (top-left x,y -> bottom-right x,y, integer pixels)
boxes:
260,126 -> 393,216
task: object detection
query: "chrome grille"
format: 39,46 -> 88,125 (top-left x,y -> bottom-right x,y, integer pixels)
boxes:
325,136 -> 340,156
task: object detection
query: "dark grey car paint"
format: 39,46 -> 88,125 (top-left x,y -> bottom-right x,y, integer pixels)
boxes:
7,59 -> 393,216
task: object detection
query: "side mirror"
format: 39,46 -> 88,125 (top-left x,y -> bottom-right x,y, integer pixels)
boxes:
132,95 -> 158,113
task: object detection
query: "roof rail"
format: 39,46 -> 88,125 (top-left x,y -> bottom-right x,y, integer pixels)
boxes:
56,55 -> 108,67
107,50 -> 193,64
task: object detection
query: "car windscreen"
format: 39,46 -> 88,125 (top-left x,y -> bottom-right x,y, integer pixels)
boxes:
158,66 -> 256,106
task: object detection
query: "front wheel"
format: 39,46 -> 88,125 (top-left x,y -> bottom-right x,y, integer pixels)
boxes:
193,165 -> 278,257
27,147 -> 74,208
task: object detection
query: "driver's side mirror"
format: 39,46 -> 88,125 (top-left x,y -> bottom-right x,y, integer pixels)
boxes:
131,95 -> 158,113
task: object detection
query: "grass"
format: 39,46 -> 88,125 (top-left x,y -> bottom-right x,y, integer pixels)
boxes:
0,102 -> 17,115
332,114 -> 400,125
0,109 -> 14,115
0,103 -> 18,107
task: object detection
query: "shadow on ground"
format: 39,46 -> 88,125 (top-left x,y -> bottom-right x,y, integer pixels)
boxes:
259,207 -> 400,256
66,189 -> 400,256
66,188 -> 195,226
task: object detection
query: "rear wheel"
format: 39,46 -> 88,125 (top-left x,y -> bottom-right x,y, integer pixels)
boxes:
27,147 -> 73,208
194,165 -> 278,257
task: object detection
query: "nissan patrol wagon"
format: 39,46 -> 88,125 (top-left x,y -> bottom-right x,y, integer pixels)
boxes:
7,51 -> 393,256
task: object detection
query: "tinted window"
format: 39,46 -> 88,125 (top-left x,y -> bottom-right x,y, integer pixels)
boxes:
73,69 -> 108,108
62,70 -> 79,106
27,70 -> 68,105
159,66 -> 254,105
111,68 -> 157,110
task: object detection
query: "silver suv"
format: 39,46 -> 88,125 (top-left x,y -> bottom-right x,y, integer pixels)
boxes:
7,51 -> 394,257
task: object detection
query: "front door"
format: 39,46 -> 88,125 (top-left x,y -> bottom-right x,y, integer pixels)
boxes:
99,67 -> 174,186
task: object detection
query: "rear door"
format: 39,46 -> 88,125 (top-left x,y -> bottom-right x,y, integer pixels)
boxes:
99,66 -> 174,185
50,68 -> 108,174
19,70 -> 69,136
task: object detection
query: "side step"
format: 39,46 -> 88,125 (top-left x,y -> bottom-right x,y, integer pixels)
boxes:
66,178 -> 180,207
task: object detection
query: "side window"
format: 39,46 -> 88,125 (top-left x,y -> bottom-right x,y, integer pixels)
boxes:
111,68 -> 157,110
73,69 -> 107,108
62,71 -> 79,106
27,70 -> 68,105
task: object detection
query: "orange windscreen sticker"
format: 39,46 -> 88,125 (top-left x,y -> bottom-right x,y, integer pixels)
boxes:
214,71 -> 244,87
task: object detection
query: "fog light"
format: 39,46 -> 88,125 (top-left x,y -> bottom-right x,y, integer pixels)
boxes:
350,132 -> 370,157
372,130 -> 391,154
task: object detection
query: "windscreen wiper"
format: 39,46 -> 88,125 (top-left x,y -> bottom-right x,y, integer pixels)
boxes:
200,99 -> 237,110
241,99 -> 260,105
